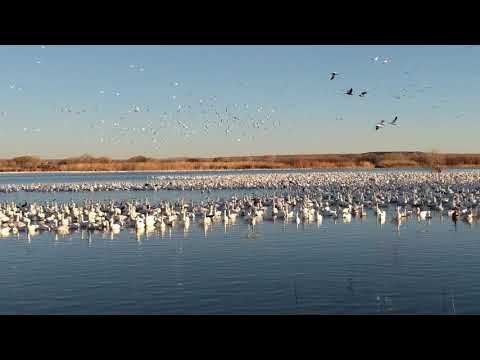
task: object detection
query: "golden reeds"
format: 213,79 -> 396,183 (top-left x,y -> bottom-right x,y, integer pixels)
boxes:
1,152 -> 480,172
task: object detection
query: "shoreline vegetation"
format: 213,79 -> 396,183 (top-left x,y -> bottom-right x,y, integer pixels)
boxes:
0,152 -> 479,173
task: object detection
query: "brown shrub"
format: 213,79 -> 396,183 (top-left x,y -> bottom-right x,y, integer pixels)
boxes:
377,159 -> 419,168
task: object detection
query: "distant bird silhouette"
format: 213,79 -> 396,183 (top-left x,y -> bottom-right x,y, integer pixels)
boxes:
389,116 -> 399,126
359,91 -> 367,97
330,72 -> 338,80
345,88 -> 353,95
375,120 -> 385,130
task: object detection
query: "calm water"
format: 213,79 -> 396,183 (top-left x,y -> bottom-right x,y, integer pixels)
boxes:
0,170 -> 479,314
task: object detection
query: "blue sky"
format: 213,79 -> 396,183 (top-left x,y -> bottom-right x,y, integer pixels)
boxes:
0,45 -> 478,159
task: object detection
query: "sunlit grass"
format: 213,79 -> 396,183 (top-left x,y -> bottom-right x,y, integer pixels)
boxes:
1,153 -> 480,172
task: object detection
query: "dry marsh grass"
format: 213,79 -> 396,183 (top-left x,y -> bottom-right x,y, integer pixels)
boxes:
1,153 -> 480,172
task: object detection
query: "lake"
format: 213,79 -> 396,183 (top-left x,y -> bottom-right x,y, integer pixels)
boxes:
0,169 -> 479,314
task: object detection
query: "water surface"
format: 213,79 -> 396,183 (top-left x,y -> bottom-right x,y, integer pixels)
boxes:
0,170 -> 478,314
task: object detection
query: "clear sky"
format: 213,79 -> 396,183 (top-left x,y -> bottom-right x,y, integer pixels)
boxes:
0,45 -> 479,159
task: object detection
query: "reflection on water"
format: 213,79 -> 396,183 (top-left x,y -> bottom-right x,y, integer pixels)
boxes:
0,207 -> 479,314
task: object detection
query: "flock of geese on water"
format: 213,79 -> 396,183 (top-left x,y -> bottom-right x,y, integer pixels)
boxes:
1,170 -> 480,238
1,170 -> 480,193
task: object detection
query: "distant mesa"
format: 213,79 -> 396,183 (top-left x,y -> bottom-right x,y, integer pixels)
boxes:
128,155 -> 151,163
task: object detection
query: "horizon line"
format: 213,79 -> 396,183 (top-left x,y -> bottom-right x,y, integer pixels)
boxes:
0,150 -> 477,161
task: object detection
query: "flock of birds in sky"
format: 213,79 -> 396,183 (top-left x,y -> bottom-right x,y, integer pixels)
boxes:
330,63 -> 400,132
59,88 -> 283,150
3,47 -> 476,156
3,44 -> 284,151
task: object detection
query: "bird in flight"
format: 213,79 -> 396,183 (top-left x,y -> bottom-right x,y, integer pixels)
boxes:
345,88 -> 353,95
359,91 -> 367,97
389,116 -> 399,126
330,72 -> 338,80
375,120 -> 386,130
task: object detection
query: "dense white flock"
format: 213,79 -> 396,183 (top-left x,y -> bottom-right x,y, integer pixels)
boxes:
0,170 -> 479,237
1,170 -> 480,193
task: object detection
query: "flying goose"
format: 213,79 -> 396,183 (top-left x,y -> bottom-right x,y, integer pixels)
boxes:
375,120 -> 386,131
